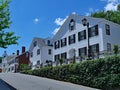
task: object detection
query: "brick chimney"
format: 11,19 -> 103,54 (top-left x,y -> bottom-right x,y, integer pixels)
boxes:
17,50 -> 19,55
22,46 -> 25,53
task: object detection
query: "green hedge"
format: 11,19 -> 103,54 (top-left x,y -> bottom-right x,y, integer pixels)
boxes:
21,56 -> 120,89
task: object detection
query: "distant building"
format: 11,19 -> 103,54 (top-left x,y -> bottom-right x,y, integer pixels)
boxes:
52,14 -> 120,64
16,47 -> 30,72
29,37 -> 53,69
1,46 -> 30,73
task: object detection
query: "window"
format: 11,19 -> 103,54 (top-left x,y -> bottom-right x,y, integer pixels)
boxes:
26,52 -> 29,58
79,47 -> 87,56
61,52 -> 67,59
61,38 -> 67,47
89,25 -> 98,37
69,19 -> 75,31
33,41 -> 37,47
48,49 -> 52,55
47,40 -> 50,45
30,52 -> 33,57
78,30 -> 86,41
89,44 -> 99,54
106,24 -> 110,35
37,49 -> 40,55
68,34 -> 76,45
37,60 -> 40,65
107,43 -> 111,52
54,40 -> 60,49
54,54 -> 60,61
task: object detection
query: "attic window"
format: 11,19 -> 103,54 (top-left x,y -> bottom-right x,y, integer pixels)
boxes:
33,41 -> 37,47
69,19 -> 75,31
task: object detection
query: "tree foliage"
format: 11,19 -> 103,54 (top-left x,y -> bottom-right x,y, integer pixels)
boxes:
91,4 -> 120,25
0,0 -> 19,48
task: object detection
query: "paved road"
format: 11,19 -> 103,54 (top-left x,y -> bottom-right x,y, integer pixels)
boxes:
0,73 -> 99,90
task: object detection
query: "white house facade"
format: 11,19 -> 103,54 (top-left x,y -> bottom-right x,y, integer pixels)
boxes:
52,14 -> 120,63
2,51 -> 17,73
29,37 -> 53,69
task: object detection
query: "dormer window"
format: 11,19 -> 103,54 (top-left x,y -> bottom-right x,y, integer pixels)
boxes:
33,41 -> 37,47
69,19 -> 75,31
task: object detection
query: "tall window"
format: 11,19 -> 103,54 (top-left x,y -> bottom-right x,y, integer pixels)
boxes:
89,25 -> 98,37
61,38 -> 67,47
107,43 -> 111,52
61,52 -> 67,59
106,24 -> 110,35
54,54 -> 60,61
37,49 -> 40,55
89,44 -> 99,54
68,34 -> 76,45
69,19 -> 75,31
48,49 -> 52,55
78,30 -> 86,41
33,41 -> 37,47
54,40 -> 60,49
79,47 -> 87,56
30,52 -> 33,57
47,40 -> 50,45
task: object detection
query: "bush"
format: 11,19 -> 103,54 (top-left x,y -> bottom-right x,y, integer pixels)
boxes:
21,56 -> 120,89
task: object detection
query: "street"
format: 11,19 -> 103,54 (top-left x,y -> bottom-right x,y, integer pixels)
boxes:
0,73 -> 99,90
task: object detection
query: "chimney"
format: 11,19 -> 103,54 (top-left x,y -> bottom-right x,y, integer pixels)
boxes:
17,50 -> 19,55
22,46 -> 25,53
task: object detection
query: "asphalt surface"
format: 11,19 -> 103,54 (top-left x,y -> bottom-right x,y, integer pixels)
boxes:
0,73 -> 99,90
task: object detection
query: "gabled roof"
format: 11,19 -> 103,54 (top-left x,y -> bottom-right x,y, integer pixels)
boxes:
29,37 -> 50,52
52,13 -> 120,41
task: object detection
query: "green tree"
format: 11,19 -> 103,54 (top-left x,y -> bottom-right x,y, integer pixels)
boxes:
117,4 -> 120,12
20,64 -> 29,71
91,10 -> 120,25
0,0 -> 19,48
113,44 -> 119,56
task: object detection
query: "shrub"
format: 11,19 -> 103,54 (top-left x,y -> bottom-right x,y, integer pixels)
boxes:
21,56 -> 120,89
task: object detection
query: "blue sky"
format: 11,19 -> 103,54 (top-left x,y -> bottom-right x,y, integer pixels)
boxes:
0,0 -> 120,56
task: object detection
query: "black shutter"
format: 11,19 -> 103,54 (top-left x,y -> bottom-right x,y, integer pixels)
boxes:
65,38 -> 67,46
88,28 -> 91,37
95,25 -> 98,35
73,34 -> 75,43
96,44 -> 99,52
68,36 -> 70,45
54,42 -> 56,49
84,30 -> 86,39
78,32 -> 80,41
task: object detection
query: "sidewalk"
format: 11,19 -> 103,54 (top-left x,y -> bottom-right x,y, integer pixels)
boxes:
0,73 -> 99,90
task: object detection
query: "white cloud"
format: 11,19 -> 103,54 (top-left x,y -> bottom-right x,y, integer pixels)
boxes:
33,18 -> 39,24
52,16 -> 68,35
72,12 -> 76,14
52,27 -> 60,35
104,2 -> 118,11
100,0 -> 120,11
85,12 -> 90,16
54,16 -> 68,26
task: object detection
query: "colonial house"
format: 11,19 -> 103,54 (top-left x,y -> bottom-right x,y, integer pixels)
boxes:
52,14 -> 120,64
2,51 -> 17,73
2,46 -> 30,73
29,37 -> 53,69
15,46 -> 30,72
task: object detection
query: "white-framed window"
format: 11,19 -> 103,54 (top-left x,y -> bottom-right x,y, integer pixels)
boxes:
105,24 -> 110,35
69,19 -> 75,31
37,49 -> 40,55
107,43 -> 111,52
